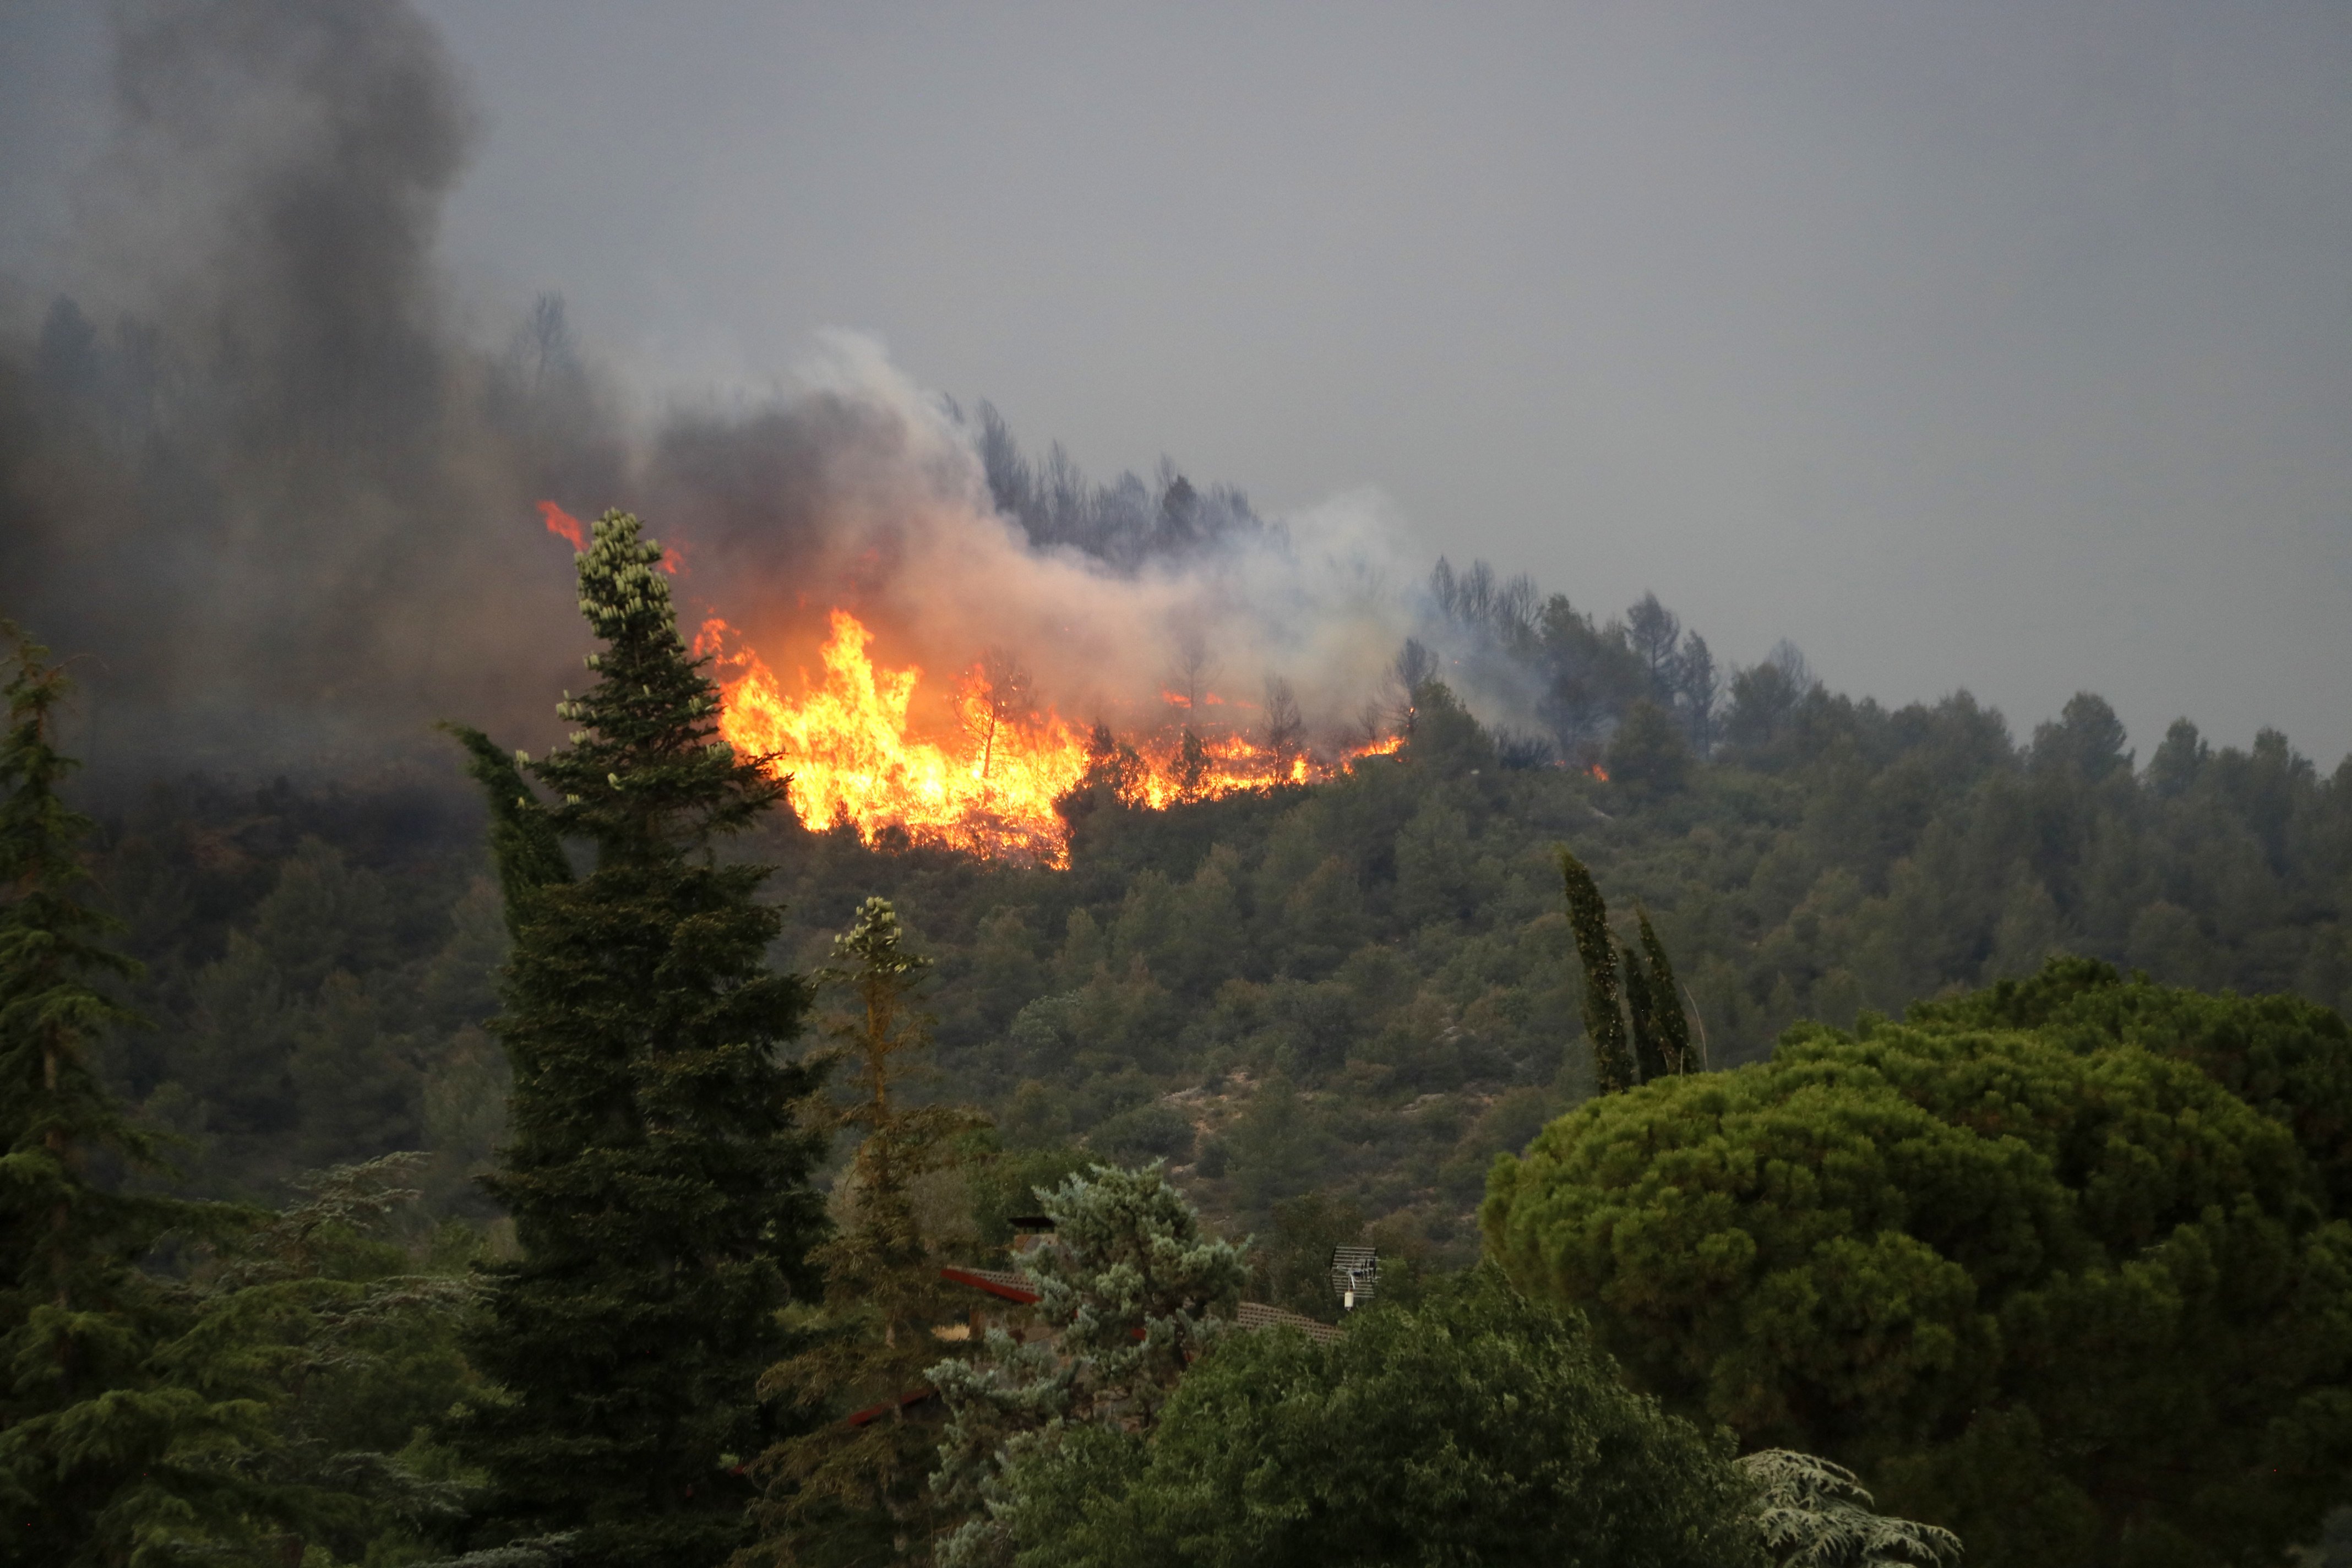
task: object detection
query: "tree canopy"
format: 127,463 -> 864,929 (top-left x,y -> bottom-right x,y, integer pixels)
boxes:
1482,960 -> 2352,1567
929,1163 -> 1249,1568
992,1268 -> 1762,1568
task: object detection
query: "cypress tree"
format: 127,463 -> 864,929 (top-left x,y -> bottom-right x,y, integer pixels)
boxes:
1620,938 -> 1669,1084
1632,905 -> 1692,1076
448,511 -> 827,1567
1556,848 -> 1633,1093
0,625 -> 268,1562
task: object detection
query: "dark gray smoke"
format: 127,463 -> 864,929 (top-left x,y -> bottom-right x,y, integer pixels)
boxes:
1,0 -> 1413,797
1,0 -> 616,787
0,0 -> 1490,799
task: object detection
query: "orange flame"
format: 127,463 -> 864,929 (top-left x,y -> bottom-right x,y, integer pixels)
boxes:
699,609 -> 1379,864
538,500 -> 585,551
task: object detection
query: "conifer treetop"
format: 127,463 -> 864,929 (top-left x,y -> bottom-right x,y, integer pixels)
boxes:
0,624 -> 140,1032
831,895 -> 932,979
534,509 -> 782,856
1,623 -> 153,1172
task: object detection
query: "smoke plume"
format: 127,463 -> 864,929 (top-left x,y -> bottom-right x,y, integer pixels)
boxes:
1,0 -> 1444,797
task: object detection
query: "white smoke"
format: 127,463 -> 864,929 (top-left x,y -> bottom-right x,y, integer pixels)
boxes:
651,331 -> 1429,749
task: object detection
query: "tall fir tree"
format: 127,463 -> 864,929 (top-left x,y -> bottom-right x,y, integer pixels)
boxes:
750,896 -> 985,1567
447,511 -> 829,1567
0,625 -> 275,1564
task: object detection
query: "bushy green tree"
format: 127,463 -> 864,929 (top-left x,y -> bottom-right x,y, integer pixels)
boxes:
0,633 -> 471,1566
928,1163 -> 1248,1568
1606,698 -> 1691,797
994,1268 -> 1761,1568
1907,955 -> 2352,1215
1482,980 -> 2352,1566
176,1152 -> 482,1565
446,511 -> 828,1567
752,896 -> 984,1566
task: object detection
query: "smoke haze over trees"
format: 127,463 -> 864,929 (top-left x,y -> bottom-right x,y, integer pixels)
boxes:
19,0 -> 2316,820
0,1 -> 1539,792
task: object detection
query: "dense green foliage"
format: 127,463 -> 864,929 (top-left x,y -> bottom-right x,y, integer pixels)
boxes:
990,1268 -> 1761,1568
0,628 -> 258,1564
1482,962 -> 2352,1566
1908,955 -> 2352,1214
448,512 -> 828,1567
2,632 -> 481,1565
929,1164 -> 1249,1568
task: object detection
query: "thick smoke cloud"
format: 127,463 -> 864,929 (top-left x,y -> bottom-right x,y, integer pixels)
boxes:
1,0 -> 609,783
0,0 -> 1438,796
645,333 -> 1420,745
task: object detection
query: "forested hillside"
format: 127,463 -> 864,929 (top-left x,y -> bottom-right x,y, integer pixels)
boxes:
81,617 -> 2352,1260
19,529 -> 2352,1565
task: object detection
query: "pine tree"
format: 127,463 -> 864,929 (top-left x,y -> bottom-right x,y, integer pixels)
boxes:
1557,848 -> 1634,1092
447,511 -> 829,1567
0,624 -> 275,1564
1173,728 -> 1210,803
750,896 -> 986,1566
928,1164 -> 1249,1568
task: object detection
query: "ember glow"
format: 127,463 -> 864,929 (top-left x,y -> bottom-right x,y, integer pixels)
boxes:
696,609 -> 1360,864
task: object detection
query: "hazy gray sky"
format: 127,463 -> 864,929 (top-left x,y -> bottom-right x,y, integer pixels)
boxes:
7,2 -> 2349,761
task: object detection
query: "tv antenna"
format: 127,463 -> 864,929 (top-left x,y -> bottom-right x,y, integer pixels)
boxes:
1330,1245 -> 1379,1312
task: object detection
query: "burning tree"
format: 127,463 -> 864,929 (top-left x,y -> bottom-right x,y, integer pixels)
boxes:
960,648 -> 1035,783
445,511 -> 828,1568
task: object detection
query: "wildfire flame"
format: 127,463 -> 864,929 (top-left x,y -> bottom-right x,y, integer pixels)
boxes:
697,609 -> 1358,864
539,499 -> 586,551
530,502 -> 1395,864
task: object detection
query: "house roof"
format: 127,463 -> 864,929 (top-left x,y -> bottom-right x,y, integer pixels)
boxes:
1235,1300 -> 1343,1343
939,1264 -> 1038,1304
